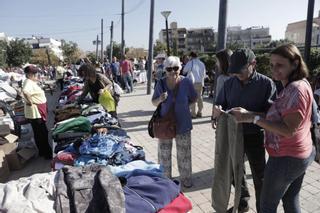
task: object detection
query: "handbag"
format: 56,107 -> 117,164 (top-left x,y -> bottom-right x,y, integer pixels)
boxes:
148,79 -> 180,139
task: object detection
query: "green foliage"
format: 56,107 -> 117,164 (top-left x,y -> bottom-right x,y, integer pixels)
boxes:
6,39 -> 32,67
30,48 -> 60,66
199,54 -> 216,71
106,42 -> 129,60
256,53 -> 271,77
226,42 -> 244,51
0,40 -> 7,67
86,52 -> 98,63
153,40 -> 167,57
61,40 -> 81,64
308,48 -> 320,77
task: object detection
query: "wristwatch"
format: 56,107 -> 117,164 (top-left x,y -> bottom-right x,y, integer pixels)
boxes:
253,115 -> 261,124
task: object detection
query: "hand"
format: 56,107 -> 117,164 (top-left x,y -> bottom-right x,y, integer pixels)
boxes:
98,89 -> 104,95
212,105 -> 223,119
229,107 -> 254,123
159,92 -> 168,102
211,117 -> 217,129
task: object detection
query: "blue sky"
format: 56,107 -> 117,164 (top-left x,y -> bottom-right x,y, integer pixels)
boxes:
0,0 -> 319,51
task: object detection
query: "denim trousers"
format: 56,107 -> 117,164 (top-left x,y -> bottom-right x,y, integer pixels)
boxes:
122,73 -> 133,93
260,147 -> 316,213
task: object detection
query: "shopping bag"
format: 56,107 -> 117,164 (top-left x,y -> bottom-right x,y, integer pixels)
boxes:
98,90 -> 116,112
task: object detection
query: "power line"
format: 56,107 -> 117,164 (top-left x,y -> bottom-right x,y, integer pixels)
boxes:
9,27 -> 100,36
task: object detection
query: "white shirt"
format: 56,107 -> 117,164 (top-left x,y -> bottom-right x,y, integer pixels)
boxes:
183,58 -> 206,85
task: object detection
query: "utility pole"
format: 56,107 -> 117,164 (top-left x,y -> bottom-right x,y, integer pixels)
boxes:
96,34 -> 99,61
147,0 -> 155,94
217,0 -> 228,51
110,21 -> 114,62
304,0 -> 315,65
101,19 -> 104,63
121,0 -> 125,60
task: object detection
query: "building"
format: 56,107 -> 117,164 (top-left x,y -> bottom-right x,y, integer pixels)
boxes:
227,26 -> 272,48
24,36 -> 63,60
159,22 -> 214,53
186,27 -> 215,53
159,22 -> 188,53
285,11 -> 320,46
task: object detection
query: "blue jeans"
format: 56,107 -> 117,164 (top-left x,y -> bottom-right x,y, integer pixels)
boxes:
260,147 -> 315,213
123,73 -> 133,93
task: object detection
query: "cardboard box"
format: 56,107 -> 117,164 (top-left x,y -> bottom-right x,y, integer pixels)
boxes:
0,143 -> 37,171
0,150 -> 10,183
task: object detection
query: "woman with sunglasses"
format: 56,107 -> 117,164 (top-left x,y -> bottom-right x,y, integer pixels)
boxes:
152,56 -> 198,188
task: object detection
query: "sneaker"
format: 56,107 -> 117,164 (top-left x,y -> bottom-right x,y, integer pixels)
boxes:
227,202 -> 249,213
196,112 -> 202,118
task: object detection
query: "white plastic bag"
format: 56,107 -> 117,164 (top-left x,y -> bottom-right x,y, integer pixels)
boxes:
113,82 -> 124,95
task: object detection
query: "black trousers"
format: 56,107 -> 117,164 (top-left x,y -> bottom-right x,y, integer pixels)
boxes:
242,132 -> 266,213
57,79 -> 64,91
29,118 -> 52,158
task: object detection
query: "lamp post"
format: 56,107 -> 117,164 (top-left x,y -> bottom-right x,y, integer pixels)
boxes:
161,11 -> 171,56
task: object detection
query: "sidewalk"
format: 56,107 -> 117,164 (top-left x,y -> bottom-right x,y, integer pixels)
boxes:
118,83 -> 320,213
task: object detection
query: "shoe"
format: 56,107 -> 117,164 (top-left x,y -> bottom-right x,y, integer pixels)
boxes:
191,115 -> 197,119
227,203 -> 249,213
196,112 -> 202,118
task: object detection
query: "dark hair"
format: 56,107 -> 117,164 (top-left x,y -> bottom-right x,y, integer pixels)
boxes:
189,51 -> 197,58
78,64 -> 96,78
215,49 -> 233,75
271,44 -> 309,82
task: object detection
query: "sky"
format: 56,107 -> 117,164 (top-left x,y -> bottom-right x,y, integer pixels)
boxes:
0,0 -> 319,52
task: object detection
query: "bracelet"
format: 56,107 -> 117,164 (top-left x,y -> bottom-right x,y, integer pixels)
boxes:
253,115 -> 261,124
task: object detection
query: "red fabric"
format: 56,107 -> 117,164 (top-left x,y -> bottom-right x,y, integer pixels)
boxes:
120,60 -> 132,75
62,85 -> 82,96
51,152 -> 77,168
36,103 -> 48,121
158,193 -> 192,213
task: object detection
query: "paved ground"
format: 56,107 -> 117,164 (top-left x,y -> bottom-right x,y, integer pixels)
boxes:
118,83 -> 320,213
7,83 -> 320,213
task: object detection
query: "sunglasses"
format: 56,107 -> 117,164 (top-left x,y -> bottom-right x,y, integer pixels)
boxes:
166,66 -> 179,72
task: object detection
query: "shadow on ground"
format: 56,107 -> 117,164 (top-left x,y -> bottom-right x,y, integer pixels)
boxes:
174,168 -> 214,193
118,110 -> 154,118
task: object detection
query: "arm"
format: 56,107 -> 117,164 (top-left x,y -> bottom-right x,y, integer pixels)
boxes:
78,81 -> 90,102
22,92 -> 33,106
151,79 -> 167,106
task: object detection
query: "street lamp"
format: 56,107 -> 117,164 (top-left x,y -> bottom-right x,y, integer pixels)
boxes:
161,11 -> 171,56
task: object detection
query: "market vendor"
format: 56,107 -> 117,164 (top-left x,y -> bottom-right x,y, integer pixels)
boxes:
22,65 -> 52,159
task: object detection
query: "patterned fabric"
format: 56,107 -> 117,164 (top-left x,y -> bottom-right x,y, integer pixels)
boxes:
158,131 -> 192,182
265,80 -> 313,159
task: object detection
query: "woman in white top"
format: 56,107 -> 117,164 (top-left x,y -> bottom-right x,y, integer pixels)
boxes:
23,65 -> 52,159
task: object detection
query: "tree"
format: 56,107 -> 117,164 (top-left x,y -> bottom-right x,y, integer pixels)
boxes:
199,54 -> 216,72
106,42 -> 129,60
0,40 -> 7,67
86,52 -> 98,63
256,53 -> 272,78
61,40 -> 81,64
153,40 -> 166,57
30,48 -> 60,66
6,39 -> 32,67
308,48 -> 320,77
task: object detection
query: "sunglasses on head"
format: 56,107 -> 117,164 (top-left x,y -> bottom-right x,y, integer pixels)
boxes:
166,66 -> 179,72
